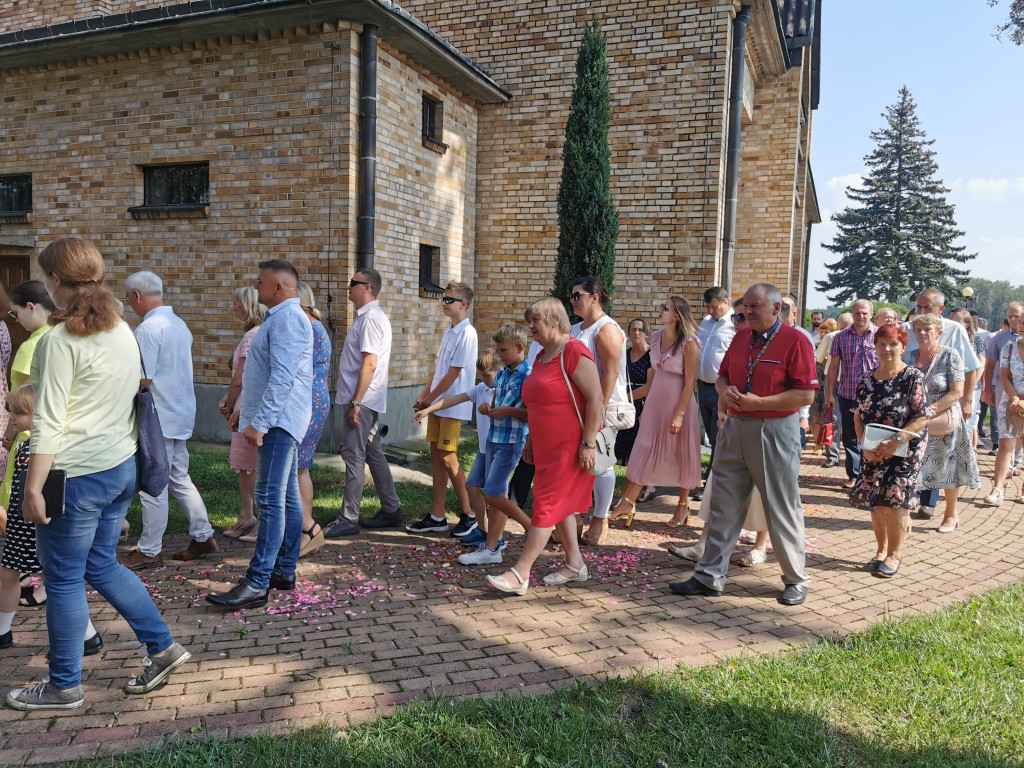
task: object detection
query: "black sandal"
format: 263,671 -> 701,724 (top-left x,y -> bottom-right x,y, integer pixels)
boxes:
299,522 -> 326,558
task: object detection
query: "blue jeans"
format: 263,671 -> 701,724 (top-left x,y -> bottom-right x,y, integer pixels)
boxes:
480,441 -> 526,498
246,427 -> 302,590
35,455 -> 175,690
837,395 -> 862,480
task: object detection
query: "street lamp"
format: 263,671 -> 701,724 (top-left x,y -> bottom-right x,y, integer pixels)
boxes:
962,286 -> 975,310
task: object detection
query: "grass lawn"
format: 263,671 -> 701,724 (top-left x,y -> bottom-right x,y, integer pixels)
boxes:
144,443 -> 710,536
83,582 -> 1024,767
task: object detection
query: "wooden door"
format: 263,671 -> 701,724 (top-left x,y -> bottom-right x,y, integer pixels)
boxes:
0,255 -> 34,380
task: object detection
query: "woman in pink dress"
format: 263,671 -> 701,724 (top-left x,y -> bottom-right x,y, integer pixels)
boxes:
485,298 -> 604,596
609,296 -> 702,528
218,287 -> 265,540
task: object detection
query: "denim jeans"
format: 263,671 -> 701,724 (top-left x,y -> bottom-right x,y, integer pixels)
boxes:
35,455 -> 175,689
246,427 -> 302,590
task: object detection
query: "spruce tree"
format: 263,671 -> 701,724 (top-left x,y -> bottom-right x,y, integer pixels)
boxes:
817,87 -> 974,304
554,14 -> 619,318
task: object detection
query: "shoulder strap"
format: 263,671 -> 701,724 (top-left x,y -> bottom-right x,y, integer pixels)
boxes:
560,342 -> 585,429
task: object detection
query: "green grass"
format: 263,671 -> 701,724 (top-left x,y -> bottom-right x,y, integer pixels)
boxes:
83,583 -> 1024,767
149,443 -> 710,535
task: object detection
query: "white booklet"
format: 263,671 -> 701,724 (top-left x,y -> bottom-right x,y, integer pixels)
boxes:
862,423 -> 921,458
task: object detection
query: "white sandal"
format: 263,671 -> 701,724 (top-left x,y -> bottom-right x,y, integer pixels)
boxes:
486,567 -> 529,595
667,543 -> 704,562
983,488 -> 1004,507
542,563 -> 589,586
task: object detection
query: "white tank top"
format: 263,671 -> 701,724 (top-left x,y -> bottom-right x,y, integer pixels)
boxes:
571,315 -> 630,406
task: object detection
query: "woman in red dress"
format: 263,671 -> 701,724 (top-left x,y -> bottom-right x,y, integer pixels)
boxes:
486,298 -> 604,595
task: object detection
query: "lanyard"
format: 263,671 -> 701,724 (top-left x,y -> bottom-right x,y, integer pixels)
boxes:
744,318 -> 782,393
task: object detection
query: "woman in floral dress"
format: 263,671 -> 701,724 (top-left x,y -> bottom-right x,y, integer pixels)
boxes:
851,324 -> 932,578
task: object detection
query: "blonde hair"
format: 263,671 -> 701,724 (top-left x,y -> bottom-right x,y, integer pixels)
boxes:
7,383 -> 35,415
446,281 -> 474,305
492,322 -> 530,346
233,286 -> 266,330
665,296 -> 700,356
38,238 -> 121,336
476,348 -> 500,373
818,317 -> 838,335
911,313 -> 944,333
297,281 -> 322,322
527,297 -> 571,334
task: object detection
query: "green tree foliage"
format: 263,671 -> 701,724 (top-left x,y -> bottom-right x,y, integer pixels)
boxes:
958,277 -> 1024,326
990,0 -> 1024,44
554,15 -> 619,319
816,87 -> 975,304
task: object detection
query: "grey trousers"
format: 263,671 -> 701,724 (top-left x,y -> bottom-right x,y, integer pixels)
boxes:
695,413 -> 810,592
339,404 -> 400,524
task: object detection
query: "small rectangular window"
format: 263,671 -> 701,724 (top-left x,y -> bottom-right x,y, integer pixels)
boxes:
419,244 -> 443,295
421,95 -> 448,154
0,175 -> 32,214
142,163 -> 209,207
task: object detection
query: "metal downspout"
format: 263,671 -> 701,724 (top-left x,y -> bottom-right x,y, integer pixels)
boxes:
721,5 -> 751,295
357,24 -> 378,269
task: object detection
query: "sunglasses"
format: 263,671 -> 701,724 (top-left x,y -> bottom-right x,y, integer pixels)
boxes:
348,279 -> 370,288
6,310 -> 16,321
441,296 -> 463,305
569,292 -> 586,302
733,313 -> 746,323
659,302 -> 671,312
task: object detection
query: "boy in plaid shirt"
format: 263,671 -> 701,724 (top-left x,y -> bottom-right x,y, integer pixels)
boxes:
458,323 -> 532,566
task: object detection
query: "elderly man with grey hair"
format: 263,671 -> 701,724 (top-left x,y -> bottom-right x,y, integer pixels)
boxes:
122,271 -> 217,570
824,299 -> 877,488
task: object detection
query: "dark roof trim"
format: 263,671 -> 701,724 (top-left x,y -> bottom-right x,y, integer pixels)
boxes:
769,0 -> 791,69
0,0 -> 509,104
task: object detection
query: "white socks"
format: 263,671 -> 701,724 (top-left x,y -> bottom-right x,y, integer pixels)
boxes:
84,619 -> 97,642
0,611 -> 14,635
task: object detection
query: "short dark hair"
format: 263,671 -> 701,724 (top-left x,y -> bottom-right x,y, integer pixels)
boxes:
357,267 -> 382,296
8,280 -> 56,311
258,259 -> 299,282
703,286 -> 728,304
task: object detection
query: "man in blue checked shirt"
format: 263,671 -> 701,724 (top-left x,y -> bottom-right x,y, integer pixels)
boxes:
207,259 -> 313,610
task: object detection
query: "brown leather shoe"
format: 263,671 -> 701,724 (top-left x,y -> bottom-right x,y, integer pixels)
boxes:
171,538 -> 219,561
123,550 -> 163,571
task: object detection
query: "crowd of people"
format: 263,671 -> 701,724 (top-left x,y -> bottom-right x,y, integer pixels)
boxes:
0,236 -> 1018,712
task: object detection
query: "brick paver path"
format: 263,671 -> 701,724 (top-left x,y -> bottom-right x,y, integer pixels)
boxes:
1,451 -> 1022,765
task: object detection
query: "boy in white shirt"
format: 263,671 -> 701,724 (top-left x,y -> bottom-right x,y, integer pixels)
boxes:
408,281 -> 478,535
414,349 -> 501,542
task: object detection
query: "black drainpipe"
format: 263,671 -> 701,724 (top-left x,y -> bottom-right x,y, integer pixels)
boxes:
357,24 -> 378,269
721,5 -> 751,295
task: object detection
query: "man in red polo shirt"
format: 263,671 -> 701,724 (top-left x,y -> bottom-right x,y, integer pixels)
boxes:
670,283 -> 818,606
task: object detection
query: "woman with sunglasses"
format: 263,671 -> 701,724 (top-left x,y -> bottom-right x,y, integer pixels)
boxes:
568,276 -> 631,546
609,297 -> 702,528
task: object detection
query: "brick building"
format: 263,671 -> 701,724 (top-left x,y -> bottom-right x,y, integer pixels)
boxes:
0,0 -> 820,446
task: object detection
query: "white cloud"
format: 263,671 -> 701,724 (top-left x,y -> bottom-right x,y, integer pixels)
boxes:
949,176 -> 1024,202
825,173 -> 864,191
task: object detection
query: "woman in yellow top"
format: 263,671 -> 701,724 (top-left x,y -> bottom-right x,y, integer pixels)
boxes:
7,281 -> 55,389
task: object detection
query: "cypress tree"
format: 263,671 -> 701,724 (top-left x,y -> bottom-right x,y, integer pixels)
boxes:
554,14 -> 619,318
817,87 -> 974,304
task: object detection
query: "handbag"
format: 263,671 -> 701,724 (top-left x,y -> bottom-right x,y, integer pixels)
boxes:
561,342 -> 616,476
918,351 -> 958,438
135,349 -> 170,496
816,421 -> 834,447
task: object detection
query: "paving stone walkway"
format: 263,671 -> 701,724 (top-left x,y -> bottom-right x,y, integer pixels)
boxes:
0,450 -> 1021,765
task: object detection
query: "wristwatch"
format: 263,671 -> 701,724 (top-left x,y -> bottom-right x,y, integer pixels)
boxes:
580,440 -> 596,449
350,401 -> 362,409
893,434 -> 906,444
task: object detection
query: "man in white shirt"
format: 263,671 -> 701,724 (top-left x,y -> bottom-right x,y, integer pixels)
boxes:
695,286 -> 735,499
123,271 -> 217,570
408,281 -> 478,535
323,268 -> 402,538
809,311 -> 824,344
904,288 -> 983,420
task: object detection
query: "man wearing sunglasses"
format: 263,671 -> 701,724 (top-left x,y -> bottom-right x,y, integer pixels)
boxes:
694,286 -> 735,501
323,269 -> 403,538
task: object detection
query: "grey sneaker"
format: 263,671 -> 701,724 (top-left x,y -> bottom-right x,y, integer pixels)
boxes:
125,642 -> 191,694
6,680 -> 85,710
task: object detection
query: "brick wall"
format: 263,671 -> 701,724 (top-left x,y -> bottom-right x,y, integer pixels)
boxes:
0,1 -> 114,35
400,0 -> 736,331
0,22 -> 478,393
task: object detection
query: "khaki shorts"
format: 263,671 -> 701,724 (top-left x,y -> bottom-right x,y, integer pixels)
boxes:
426,414 -> 462,451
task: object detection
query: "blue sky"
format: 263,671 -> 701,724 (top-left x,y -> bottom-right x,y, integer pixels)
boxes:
805,0 -> 1024,308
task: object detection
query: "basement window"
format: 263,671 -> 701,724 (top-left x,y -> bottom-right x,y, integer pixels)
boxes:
0,175 -> 32,218
130,163 -> 210,218
421,95 -> 448,154
419,244 -> 444,297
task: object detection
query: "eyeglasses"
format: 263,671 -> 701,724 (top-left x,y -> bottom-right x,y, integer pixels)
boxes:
733,313 -> 746,323
6,310 -> 16,321
348,279 -> 370,288
441,296 -> 463,305
569,292 -> 585,302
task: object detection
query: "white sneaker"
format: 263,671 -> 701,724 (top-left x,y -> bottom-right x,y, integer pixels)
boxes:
457,544 -> 503,566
